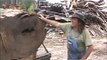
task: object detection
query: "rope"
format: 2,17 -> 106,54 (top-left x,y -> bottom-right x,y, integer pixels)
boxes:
0,32 -> 8,53
42,43 -> 49,53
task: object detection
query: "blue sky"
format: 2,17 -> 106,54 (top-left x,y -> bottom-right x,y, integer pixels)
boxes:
47,0 -> 106,4
46,0 -> 61,3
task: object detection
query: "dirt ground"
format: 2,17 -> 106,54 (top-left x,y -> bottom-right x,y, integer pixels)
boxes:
37,31 -> 107,60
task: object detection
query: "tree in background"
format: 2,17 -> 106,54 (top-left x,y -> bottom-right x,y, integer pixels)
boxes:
18,0 -> 36,13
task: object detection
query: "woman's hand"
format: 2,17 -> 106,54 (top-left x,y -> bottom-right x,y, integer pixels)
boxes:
38,14 -> 60,27
38,14 -> 47,21
81,58 -> 86,60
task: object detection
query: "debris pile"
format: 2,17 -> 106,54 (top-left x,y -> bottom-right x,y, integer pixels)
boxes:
0,8 -> 23,18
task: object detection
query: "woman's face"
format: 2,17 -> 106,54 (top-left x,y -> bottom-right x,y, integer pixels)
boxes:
71,18 -> 79,27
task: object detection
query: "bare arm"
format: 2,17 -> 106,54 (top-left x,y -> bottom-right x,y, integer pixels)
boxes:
39,14 -> 61,28
81,45 -> 93,60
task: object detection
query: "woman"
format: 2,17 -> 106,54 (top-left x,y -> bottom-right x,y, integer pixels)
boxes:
39,13 -> 93,60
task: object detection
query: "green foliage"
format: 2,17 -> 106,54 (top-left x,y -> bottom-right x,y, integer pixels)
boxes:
19,0 -> 36,13
27,3 -> 35,14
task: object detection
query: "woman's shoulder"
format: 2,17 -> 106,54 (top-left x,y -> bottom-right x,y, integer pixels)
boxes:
59,23 -> 71,32
83,28 -> 89,34
59,23 -> 71,29
82,28 -> 90,35
83,27 -> 89,31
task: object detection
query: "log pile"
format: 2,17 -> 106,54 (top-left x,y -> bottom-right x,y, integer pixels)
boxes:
35,0 -> 107,37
